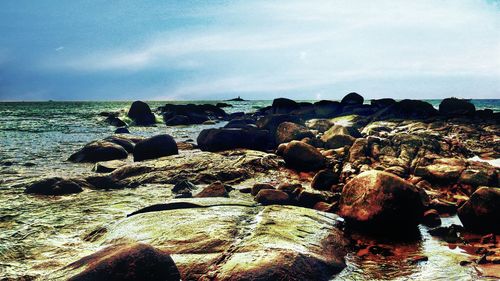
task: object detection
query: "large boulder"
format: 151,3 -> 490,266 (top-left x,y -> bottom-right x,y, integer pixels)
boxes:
256,114 -> 301,133
275,122 -> 314,144
339,171 -> 425,230
105,116 -> 127,127
69,141 -> 128,163
439,98 -> 475,116
91,198 -> 348,281
377,99 -> 438,120
164,115 -> 191,126
311,169 -> 338,190
65,243 -> 180,281
197,128 -> 271,152
127,101 -> 156,126
160,104 -> 226,125
133,135 -> 178,162
271,98 -> 299,114
341,92 -> 364,105
282,141 -> 326,171
306,119 -> 334,133
370,98 -> 396,109
320,125 -> 360,149
104,135 -> 136,153
255,189 -> 290,205
458,187 -> 500,233
313,101 -> 342,118
25,177 -> 91,195
195,181 -> 229,198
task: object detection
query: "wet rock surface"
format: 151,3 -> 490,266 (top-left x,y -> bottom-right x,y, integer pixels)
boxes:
61,198 -> 348,281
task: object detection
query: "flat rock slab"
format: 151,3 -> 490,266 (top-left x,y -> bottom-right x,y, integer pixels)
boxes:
92,198 -> 348,281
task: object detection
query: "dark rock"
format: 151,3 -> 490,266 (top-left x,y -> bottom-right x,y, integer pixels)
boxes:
69,141 -> 128,163
311,169 -> 339,190
321,125 -> 360,149
197,128 -> 271,152
271,98 -> 299,114
93,160 -> 127,173
458,187 -> 500,233
277,183 -> 303,195
195,181 -> 229,198
313,100 -> 342,118
429,199 -> 457,214
275,122 -> 314,144
66,243 -> 180,281
216,102 -> 232,108
227,96 -> 244,101
251,183 -> 275,196
224,119 -> 256,129
341,92 -> 364,105
439,98 -> 475,116
297,190 -> 326,208
25,177 -> 90,195
377,99 -> 438,120
160,104 -> 226,125
172,180 -> 197,193
282,141 -> 326,171
422,209 -> 441,227
127,101 -> 156,126
105,116 -> 127,127
255,189 -> 290,205
133,135 -> 178,162
164,115 -> 191,126
339,170 -> 425,230
306,119 -> 334,133
104,135 -> 136,153
114,127 -> 130,134
256,114 -> 301,133
371,98 -> 396,109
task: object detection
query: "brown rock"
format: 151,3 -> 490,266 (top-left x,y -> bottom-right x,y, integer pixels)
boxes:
195,181 -> 229,198
251,183 -> 275,196
458,187 -> 500,233
255,189 -> 290,205
282,141 -> 326,171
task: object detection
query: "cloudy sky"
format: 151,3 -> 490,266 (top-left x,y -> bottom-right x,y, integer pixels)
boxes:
0,0 -> 499,101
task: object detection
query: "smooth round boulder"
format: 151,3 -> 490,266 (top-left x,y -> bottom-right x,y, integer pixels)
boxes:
341,92 -> 364,105
311,169 -> 338,190
255,189 -> 290,205
133,134 -> 178,162
197,128 -> 270,152
275,122 -> 314,144
105,116 -> 127,127
339,170 -> 425,230
195,182 -> 230,198
127,101 -> 156,126
271,98 -> 299,114
164,115 -> 190,126
104,135 -> 136,153
69,141 -> 128,163
25,177 -> 90,195
67,243 -> 180,281
251,183 -> 275,196
282,141 -> 326,171
439,98 -> 476,116
458,187 -> 500,233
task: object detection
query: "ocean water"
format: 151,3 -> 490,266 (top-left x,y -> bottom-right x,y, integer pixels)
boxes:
0,99 -> 499,280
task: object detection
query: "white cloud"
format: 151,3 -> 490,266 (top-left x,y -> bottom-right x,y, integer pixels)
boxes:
45,0 -> 500,99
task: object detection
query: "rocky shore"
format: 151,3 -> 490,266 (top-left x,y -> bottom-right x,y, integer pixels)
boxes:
23,94 -> 499,280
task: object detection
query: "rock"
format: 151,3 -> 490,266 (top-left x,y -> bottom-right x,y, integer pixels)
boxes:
459,164 -> 497,186
313,101 -> 342,118
305,119 -> 334,133
297,190 -> 326,208
127,101 -> 156,126
195,181 -> 229,198
65,243 -> 180,281
25,177 -> 90,195
422,209 -> 441,227
311,169 -> 338,190
429,199 -> 457,214
224,119 -> 256,129
458,187 -> 500,233
320,125 -> 359,149
133,135 -> 178,162
271,98 -> 299,114
93,160 -> 127,173
341,92 -> 364,105
164,115 -> 191,126
313,202 -> 337,213
69,141 -> 128,163
275,122 -> 314,144
104,135 -> 136,153
277,183 -> 303,195
439,98 -> 475,116
216,102 -> 232,108
95,198 -> 347,281
256,114 -> 301,134
251,183 -> 275,196
282,141 -> 326,171
339,171 -> 425,230
377,99 -> 438,120
415,162 -> 465,182
105,116 -> 127,127
197,128 -> 270,152
172,180 -> 197,193
371,98 -> 396,109
114,127 -> 130,134
255,189 -> 290,205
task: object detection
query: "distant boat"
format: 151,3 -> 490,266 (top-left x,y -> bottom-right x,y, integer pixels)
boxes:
227,96 -> 245,101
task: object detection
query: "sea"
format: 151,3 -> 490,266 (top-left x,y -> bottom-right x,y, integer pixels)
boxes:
0,99 -> 498,280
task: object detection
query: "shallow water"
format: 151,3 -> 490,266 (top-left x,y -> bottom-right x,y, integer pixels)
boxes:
0,99 -> 499,280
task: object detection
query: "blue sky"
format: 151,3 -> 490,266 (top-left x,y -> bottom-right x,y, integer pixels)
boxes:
0,0 -> 499,101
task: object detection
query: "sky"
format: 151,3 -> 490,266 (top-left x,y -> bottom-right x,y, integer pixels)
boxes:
0,0 -> 499,101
